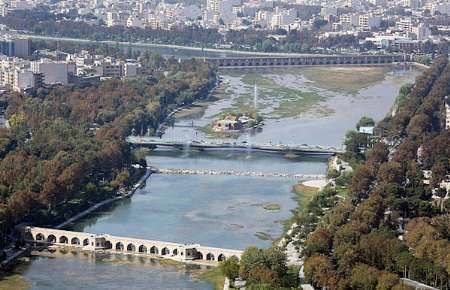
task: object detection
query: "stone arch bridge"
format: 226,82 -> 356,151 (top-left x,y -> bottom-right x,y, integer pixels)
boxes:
207,54 -> 409,67
22,227 -> 242,263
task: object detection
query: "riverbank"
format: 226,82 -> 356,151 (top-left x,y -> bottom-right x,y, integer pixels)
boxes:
0,169 -> 152,272
19,34 -> 351,57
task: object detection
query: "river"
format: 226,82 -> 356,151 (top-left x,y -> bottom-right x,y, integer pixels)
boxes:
3,59 -> 422,290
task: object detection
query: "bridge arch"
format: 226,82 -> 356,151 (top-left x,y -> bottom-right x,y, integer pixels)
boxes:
150,246 -> 159,254
24,231 -> 34,241
206,253 -> 215,261
197,252 -> 203,259
47,234 -> 56,243
59,236 -> 68,244
116,242 -> 124,251
36,233 -> 45,241
104,241 -> 112,249
83,238 -> 89,246
161,247 -> 170,255
172,248 -> 178,256
71,237 -> 80,245
127,243 -> 136,252
218,254 -> 226,261
138,245 -> 147,253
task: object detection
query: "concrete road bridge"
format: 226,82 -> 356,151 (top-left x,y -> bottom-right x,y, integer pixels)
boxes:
207,53 -> 409,68
126,136 -> 343,156
22,227 -> 242,263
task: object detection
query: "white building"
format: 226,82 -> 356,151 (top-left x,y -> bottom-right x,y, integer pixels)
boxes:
31,59 -> 69,85
207,0 -> 221,13
396,18 -> 413,32
13,70 -> 39,92
358,13 -> 381,30
411,23 -> 431,41
127,16 -> 144,28
340,13 -> 359,27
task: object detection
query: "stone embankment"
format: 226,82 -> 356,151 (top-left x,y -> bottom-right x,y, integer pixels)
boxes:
157,168 -> 325,180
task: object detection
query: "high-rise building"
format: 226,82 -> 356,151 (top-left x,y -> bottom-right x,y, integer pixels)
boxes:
207,0 -> 221,13
31,59 -> 69,85
0,37 -> 31,57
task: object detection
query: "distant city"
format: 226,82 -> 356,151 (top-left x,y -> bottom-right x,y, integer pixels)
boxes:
0,0 -> 448,53
0,0 -> 448,93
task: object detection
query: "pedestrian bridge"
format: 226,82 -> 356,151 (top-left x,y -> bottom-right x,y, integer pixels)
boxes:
22,227 -> 242,263
127,137 -> 343,156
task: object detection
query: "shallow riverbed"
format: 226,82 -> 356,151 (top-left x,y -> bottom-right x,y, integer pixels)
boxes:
3,64 -> 422,290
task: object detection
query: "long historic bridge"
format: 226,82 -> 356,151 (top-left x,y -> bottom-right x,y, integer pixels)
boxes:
127,136 -> 343,156
207,53 -> 409,67
22,227 -> 242,263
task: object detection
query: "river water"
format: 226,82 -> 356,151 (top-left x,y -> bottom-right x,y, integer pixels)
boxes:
7,60 -> 422,290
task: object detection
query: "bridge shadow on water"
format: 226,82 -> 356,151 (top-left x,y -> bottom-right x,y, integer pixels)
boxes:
148,147 -> 329,163
28,248 -> 206,273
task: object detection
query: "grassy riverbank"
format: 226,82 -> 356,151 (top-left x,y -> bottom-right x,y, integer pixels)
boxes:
196,267 -> 225,290
0,273 -> 30,290
293,183 -> 320,211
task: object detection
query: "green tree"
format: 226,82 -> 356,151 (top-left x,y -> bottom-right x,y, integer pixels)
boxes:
219,255 -> 240,281
356,116 -> 375,130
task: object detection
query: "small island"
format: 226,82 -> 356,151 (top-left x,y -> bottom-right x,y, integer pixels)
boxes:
211,111 -> 263,134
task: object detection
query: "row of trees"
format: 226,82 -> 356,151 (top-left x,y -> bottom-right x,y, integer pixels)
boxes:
4,7 -> 448,54
301,55 -> 450,289
0,58 -> 216,248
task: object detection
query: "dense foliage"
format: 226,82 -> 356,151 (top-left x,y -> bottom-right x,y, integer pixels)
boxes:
302,55 -> 450,289
219,246 -> 299,290
0,59 -> 216,248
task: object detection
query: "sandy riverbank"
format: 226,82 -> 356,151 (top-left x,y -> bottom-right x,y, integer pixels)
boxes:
301,179 -> 328,189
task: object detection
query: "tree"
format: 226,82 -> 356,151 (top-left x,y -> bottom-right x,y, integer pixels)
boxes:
239,246 -> 267,280
239,246 -> 288,287
376,271 -> 399,290
350,263 -> 379,290
356,116 -> 375,130
219,255 -> 240,281
304,228 -> 332,256
304,254 -> 335,288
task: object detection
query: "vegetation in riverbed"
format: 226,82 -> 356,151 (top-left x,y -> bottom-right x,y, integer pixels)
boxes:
301,66 -> 389,93
254,231 -> 275,241
251,202 -> 281,211
293,183 -> 320,210
0,273 -> 30,290
196,267 -> 225,290
262,203 -> 281,211
215,72 -> 334,122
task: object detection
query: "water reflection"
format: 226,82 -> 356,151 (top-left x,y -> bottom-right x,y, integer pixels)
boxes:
19,249 -> 212,290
